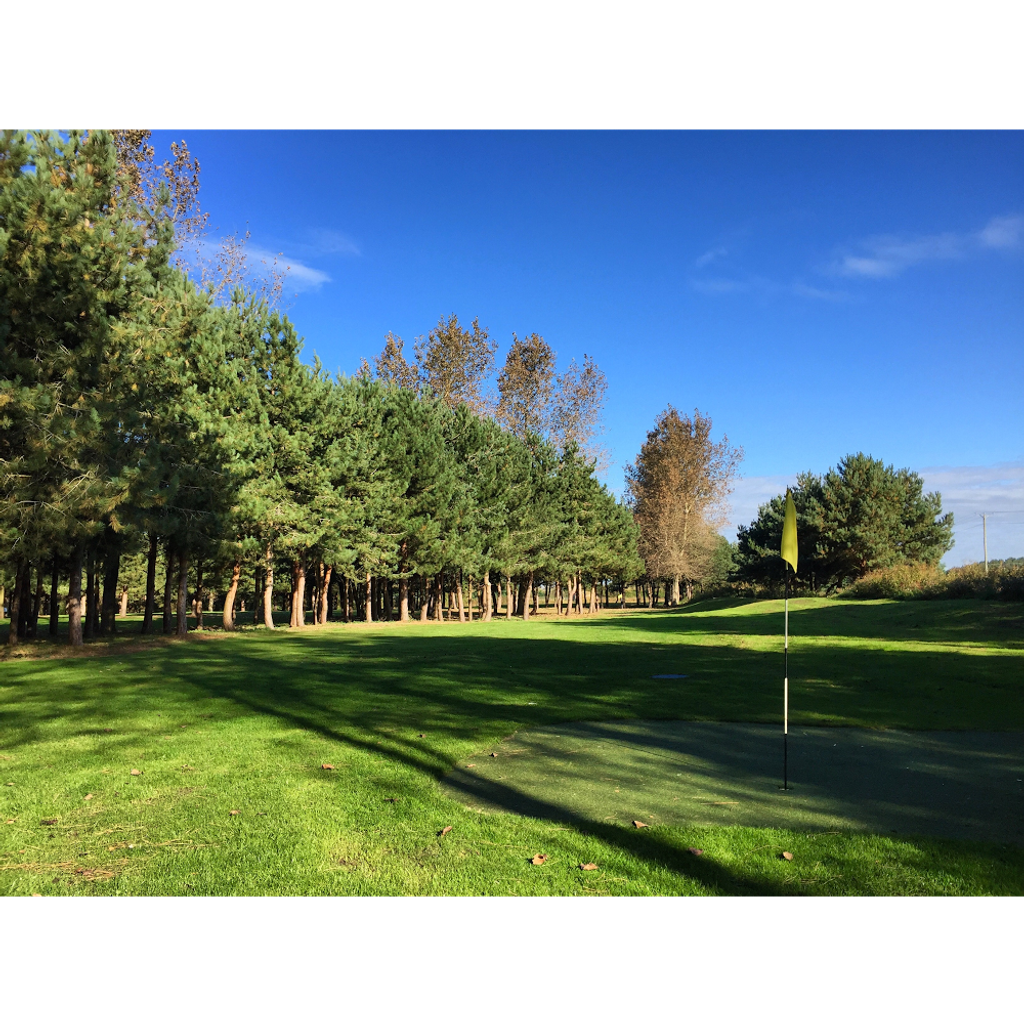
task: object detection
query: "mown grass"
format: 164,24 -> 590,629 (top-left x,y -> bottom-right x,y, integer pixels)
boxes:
1,598 -> 1022,896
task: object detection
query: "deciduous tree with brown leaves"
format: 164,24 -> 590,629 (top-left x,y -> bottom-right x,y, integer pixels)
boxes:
626,407 -> 741,604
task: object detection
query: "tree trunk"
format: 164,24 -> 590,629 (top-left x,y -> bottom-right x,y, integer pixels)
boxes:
482,570 -> 492,622
142,534 -> 158,634
119,587 -> 129,617
84,550 -> 99,639
671,575 -> 680,606
262,544 -> 275,629
176,550 -> 189,637
456,571 -> 466,623
290,559 -> 306,628
223,561 -> 241,631
67,546 -> 84,647
28,565 -> 43,637
100,532 -> 121,636
6,561 -> 25,646
341,576 -> 350,622
589,580 -> 596,614
504,577 -> 512,620
364,572 -> 373,623
419,576 -> 429,621
399,576 -> 410,623
522,572 -> 533,621
49,557 -> 60,637
163,544 -> 174,634
319,564 -> 332,625
533,580 -> 539,617
195,559 -> 205,630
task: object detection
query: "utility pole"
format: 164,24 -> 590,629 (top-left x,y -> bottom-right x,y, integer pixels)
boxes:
982,514 -> 988,574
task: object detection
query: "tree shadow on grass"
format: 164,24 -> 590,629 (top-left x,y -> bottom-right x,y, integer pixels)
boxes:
3,626 -> 1023,893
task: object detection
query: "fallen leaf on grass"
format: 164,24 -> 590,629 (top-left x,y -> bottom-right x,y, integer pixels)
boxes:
5,819 -> 15,825
632,820 -> 648,829
579,863 -> 598,871
780,851 -> 794,861
530,854 -> 548,865
383,797 -> 399,803
130,769 -> 141,776
438,825 -> 452,837
229,810 -> 240,816
40,819 -> 57,826
321,763 -> 335,770
84,794 -> 93,801
490,753 -> 498,758
32,893 -> 42,897
465,764 -> 477,768
687,848 -> 704,857
418,733 -> 427,738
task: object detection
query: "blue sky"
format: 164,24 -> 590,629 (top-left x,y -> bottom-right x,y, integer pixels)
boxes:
153,130 -> 1024,564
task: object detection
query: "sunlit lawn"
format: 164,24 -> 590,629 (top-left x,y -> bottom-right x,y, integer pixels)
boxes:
2,598 -> 1022,895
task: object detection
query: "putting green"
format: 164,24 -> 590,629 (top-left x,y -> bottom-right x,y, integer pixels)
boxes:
441,721 -> 1024,845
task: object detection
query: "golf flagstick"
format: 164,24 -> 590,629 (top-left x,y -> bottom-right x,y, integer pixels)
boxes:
784,565 -> 789,790
780,489 -> 798,792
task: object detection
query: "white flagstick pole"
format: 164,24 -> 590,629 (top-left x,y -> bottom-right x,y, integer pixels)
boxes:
783,565 -> 789,790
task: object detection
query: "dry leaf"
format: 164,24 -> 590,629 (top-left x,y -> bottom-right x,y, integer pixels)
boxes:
780,851 -> 794,861
530,854 -> 548,865
687,847 -> 704,857
384,797 -> 399,803
5,819 -> 14,825
84,794 -> 93,800
130,769 -> 141,776
321,763 -> 335,770
40,819 -> 57,825
32,893 -> 43,897
418,733 -> 426,738
490,753 -> 498,758
579,863 -> 598,871
465,763 -> 477,768
632,820 -> 648,828
438,825 -> 452,837
229,810 -> 240,816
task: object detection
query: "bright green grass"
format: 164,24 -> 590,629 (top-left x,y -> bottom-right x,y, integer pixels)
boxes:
1,598 -> 1022,896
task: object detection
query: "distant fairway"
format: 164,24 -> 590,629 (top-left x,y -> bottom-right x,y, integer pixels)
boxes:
2,598 -> 1023,896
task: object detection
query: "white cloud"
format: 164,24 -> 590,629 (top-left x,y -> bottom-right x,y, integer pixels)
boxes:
722,473 -> 797,540
977,214 -> 1024,250
920,462 -> 1024,566
247,245 -> 331,292
694,245 -> 728,268
690,276 -> 848,301
834,214 -> 1022,279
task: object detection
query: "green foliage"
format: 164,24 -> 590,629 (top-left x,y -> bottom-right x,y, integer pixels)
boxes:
736,453 -> 954,593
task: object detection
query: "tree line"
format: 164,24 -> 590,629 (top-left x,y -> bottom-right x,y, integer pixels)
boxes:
1,129 -> 644,647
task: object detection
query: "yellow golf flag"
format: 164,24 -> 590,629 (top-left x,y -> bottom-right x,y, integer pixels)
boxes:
781,489 -> 798,573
